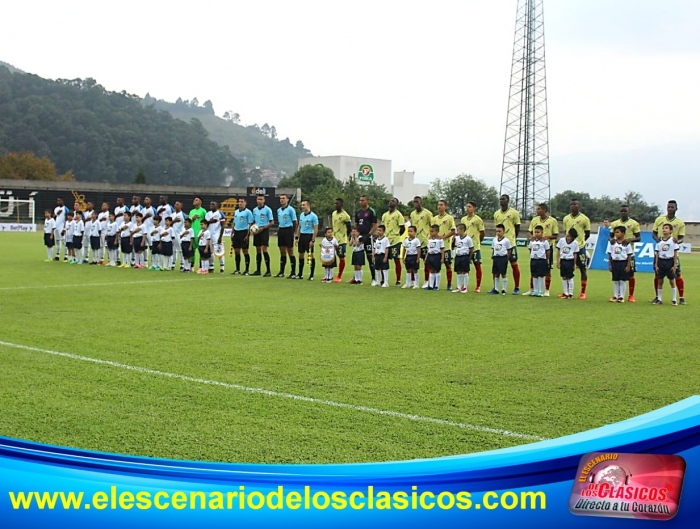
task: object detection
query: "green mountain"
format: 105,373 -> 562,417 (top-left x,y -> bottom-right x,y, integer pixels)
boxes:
0,65 -> 241,185
144,95 -> 312,178
0,61 -> 24,74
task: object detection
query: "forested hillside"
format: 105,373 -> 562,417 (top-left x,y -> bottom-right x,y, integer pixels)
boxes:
0,66 -> 242,185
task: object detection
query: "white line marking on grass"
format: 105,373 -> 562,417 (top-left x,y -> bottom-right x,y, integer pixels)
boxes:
0,277 -> 227,291
0,340 -> 546,442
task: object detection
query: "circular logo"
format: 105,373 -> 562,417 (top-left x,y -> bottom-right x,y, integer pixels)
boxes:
358,164 -> 374,183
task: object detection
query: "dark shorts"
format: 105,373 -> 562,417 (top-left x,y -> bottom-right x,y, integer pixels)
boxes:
374,254 -> 388,271
199,245 -> 211,259
298,233 -> 314,253
352,251 -> 366,267
389,243 -> 401,260
405,254 -> 420,271
443,249 -> 453,266
120,238 -> 131,254
232,229 -> 249,250
492,255 -> 508,276
161,241 -> 173,257
656,258 -> 676,280
107,237 -> 119,250
132,237 -> 144,251
151,241 -> 161,255
253,230 -> 270,248
560,259 -> 575,279
336,243 -> 347,258
73,234 -> 83,248
181,241 -> 193,258
90,236 -> 101,251
471,249 -> 482,265
360,233 -> 373,253
509,245 -> 519,263
66,241 -> 75,250
611,259 -> 630,281
277,227 -> 294,248
454,254 -> 471,274
44,233 -> 55,247
576,250 -> 587,269
530,258 -> 548,278
426,253 -> 442,273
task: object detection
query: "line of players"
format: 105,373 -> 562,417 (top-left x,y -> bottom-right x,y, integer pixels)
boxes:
42,192 -> 688,304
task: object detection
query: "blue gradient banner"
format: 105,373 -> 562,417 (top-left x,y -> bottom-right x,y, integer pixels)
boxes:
2,396 -> 699,527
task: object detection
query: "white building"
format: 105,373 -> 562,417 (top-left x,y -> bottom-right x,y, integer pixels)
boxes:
298,156 -> 429,204
298,155 -> 392,189
392,170 -> 429,204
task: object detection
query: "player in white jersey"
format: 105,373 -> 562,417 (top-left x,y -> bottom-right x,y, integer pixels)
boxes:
105,212 -> 119,266
453,224 -> 474,293
88,211 -> 101,265
402,226 -> 422,289
319,228 -> 339,283
170,201 -> 186,270
160,217 -> 175,271
425,225 -> 445,291
97,202 -> 110,264
528,225 -> 551,297
140,197 -> 156,265
72,213 -> 85,264
156,195 -> 174,227
372,225 -> 390,287
180,218 -> 194,272
149,216 -> 162,270
205,201 -> 226,273
556,228 -> 580,299
53,198 -> 70,261
43,210 -> 56,261
64,212 -> 76,263
81,202 -> 94,263
118,211 -> 133,267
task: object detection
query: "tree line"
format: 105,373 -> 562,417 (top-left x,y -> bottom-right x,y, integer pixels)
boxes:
0,66 -> 243,186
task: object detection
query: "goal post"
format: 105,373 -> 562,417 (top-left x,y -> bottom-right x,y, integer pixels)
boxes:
0,198 -> 37,232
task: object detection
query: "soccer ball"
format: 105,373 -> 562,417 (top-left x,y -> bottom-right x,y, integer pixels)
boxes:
250,224 -> 259,234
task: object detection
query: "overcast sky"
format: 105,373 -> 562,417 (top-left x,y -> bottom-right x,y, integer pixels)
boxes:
4,0 -> 700,217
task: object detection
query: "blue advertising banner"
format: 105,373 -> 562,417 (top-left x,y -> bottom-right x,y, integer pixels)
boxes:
2,397 -> 699,527
589,228 -> 657,273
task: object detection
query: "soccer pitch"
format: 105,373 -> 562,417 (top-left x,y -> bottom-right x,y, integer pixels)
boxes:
0,232 -> 698,464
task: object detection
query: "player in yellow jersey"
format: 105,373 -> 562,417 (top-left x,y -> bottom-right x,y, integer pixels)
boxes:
523,203 -> 559,296
331,198 -> 352,283
433,199 -> 457,290
460,201 -> 486,292
562,198 -> 591,299
609,204 -> 641,302
381,197 -> 406,286
652,200 -> 686,305
410,196 -> 433,288
492,194 -> 522,294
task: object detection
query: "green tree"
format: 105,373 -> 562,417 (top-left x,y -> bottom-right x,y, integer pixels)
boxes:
134,167 -> 147,184
0,151 -> 73,181
279,164 -> 337,193
429,173 -> 499,217
550,190 -> 660,223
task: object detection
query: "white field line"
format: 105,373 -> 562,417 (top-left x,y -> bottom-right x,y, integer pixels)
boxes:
0,277 -> 226,291
0,340 -> 546,442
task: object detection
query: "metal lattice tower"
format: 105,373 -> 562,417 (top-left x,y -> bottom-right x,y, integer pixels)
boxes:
499,0 -> 550,219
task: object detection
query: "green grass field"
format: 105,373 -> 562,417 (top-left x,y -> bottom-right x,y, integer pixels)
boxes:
0,232 -> 698,464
